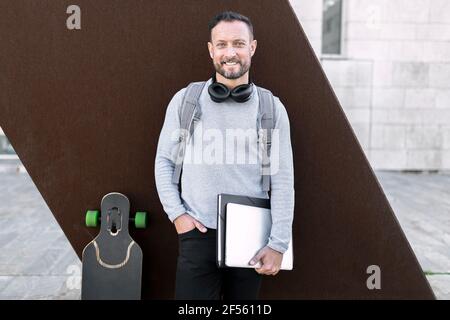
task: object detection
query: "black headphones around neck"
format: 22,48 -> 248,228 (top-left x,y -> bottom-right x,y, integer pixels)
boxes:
208,74 -> 254,103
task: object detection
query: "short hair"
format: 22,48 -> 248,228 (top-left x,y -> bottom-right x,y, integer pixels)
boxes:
208,11 -> 254,41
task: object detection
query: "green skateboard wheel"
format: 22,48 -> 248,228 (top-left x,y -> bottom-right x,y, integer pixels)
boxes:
85,210 -> 100,227
135,211 -> 147,229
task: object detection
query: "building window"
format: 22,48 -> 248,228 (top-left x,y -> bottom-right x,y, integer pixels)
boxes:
322,0 -> 343,55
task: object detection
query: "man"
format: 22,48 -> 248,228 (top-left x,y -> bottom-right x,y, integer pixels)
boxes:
155,11 -> 294,300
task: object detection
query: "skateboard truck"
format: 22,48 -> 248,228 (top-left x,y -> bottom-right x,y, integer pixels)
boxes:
107,207 -> 122,235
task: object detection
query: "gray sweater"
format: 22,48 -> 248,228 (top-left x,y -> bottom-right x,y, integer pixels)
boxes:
154,78 -> 295,253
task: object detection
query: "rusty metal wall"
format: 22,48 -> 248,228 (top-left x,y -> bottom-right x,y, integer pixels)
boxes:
0,0 -> 434,299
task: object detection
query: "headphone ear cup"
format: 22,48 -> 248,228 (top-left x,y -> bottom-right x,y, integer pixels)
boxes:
230,84 -> 253,103
208,82 -> 230,103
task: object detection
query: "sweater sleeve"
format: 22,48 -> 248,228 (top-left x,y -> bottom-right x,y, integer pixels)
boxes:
266,97 -> 295,254
154,88 -> 188,223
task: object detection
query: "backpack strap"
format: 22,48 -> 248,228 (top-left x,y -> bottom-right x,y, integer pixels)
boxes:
171,81 -> 206,185
257,87 -> 276,192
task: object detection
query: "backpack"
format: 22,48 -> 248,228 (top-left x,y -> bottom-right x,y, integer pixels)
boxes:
171,81 -> 276,192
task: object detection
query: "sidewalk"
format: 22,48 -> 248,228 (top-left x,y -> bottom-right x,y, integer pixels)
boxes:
375,171 -> 450,299
0,165 -> 449,299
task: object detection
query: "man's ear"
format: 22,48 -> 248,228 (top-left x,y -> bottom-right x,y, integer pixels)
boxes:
250,39 -> 257,57
207,42 -> 214,59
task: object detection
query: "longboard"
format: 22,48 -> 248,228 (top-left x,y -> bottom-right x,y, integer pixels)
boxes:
81,192 -> 146,300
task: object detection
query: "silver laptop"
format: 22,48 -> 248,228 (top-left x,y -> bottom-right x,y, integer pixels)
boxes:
225,203 -> 293,270
219,200 -> 293,270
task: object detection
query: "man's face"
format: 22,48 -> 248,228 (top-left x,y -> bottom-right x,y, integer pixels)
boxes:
208,20 -> 257,80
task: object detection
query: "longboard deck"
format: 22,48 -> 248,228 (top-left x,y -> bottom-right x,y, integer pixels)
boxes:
0,0 -> 435,299
81,193 -> 143,300
82,241 -> 142,300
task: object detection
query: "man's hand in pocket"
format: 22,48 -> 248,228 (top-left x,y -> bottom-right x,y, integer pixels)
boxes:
174,213 -> 207,234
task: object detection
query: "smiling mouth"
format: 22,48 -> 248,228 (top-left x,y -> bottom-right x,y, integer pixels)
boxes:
222,61 -> 239,66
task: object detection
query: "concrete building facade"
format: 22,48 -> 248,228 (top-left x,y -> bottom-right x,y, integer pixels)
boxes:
291,0 -> 450,171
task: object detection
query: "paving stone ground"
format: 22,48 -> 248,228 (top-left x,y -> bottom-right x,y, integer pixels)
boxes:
0,163 -> 449,299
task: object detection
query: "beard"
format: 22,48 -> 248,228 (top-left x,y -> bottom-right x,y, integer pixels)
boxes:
213,59 -> 251,80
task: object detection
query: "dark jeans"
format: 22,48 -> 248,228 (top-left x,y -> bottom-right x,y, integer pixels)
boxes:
175,227 -> 262,300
